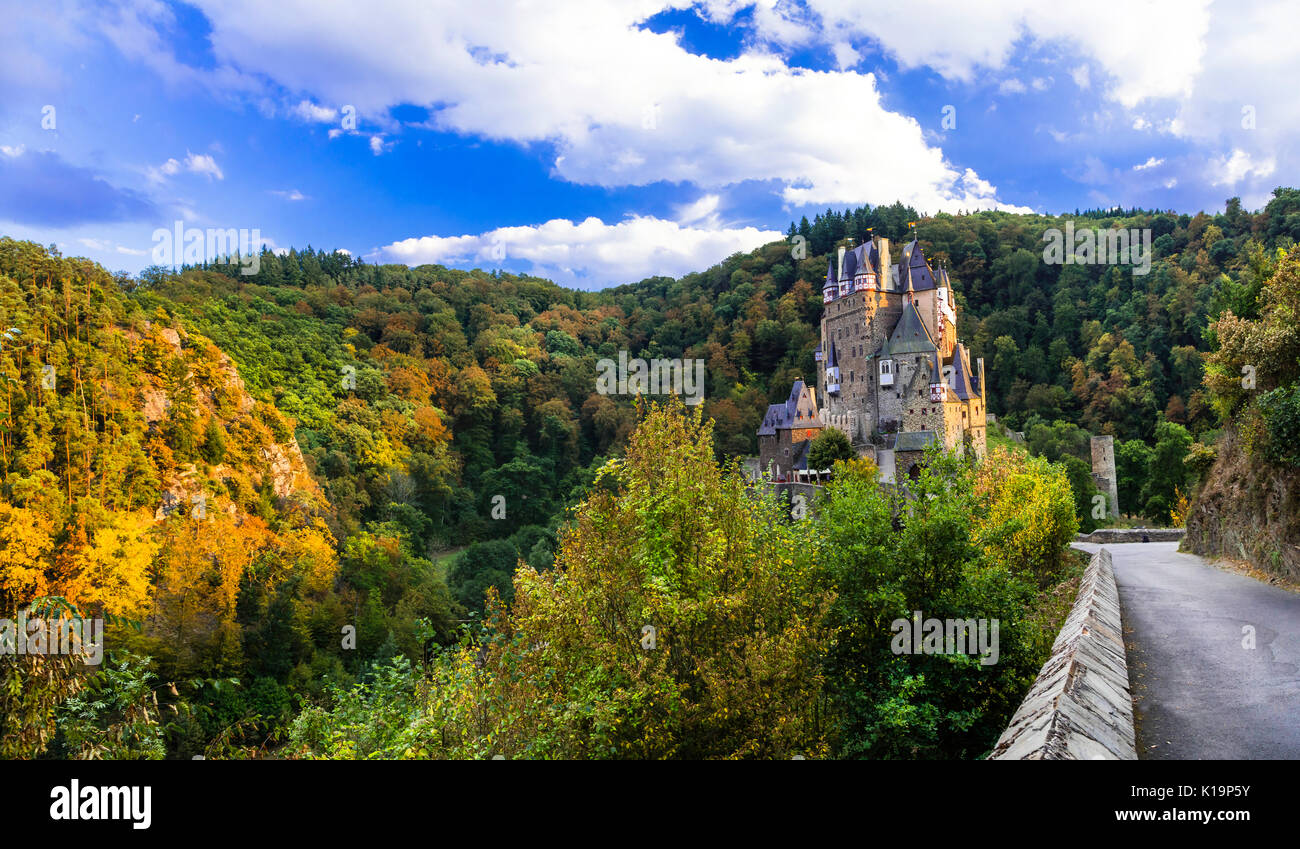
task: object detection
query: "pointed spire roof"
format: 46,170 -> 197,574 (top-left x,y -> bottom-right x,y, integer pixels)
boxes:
882,301 -> 938,357
949,343 -> 978,400
899,238 -> 937,291
841,244 -> 859,279
823,257 -> 836,290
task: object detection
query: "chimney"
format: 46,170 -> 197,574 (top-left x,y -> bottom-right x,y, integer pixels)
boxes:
837,245 -> 847,281
875,236 -> 891,281
977,357 -> 986,397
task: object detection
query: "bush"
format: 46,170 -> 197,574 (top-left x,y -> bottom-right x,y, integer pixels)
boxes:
808,428 -> 855,471
1257,381 -> 1300,467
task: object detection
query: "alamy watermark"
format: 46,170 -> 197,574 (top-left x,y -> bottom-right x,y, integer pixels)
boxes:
596,351 -> 705,406
0,611 -> 104,665
1043,221 -> 1151,276
891,611 -> 999,666
152,221 -> 262,275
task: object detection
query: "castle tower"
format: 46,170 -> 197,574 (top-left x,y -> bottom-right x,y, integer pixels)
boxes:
1091,436 -> 1119,519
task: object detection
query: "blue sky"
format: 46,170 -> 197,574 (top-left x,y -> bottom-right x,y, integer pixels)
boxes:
1,0 -> 1294,288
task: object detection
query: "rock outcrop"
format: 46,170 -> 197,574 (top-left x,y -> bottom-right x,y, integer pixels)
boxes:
1184,427 -> 1300,583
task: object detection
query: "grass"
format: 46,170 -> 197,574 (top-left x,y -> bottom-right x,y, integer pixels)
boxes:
430,546 -> 465,581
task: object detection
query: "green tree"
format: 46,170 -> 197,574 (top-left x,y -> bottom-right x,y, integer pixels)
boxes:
808,427 -> 855,471
1142,419 -> 1193,522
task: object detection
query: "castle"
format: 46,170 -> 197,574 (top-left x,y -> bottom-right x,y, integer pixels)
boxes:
758,234 -> 988,482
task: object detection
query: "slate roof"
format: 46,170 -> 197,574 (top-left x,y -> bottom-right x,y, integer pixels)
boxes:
841,245 -> 858,280
823,258 -> 836,289
949,343 -> 979,401
882,301 -> 938,357
898,239 -> 936,291
757,379 -> 821,436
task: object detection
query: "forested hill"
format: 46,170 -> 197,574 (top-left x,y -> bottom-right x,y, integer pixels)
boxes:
3,188 -> 1299,755
23,186 -> 1300,550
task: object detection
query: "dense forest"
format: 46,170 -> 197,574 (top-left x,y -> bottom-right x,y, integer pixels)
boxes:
2,185 -> 1299,758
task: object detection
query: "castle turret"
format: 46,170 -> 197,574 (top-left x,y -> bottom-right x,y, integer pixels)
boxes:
825,339 -> 840,395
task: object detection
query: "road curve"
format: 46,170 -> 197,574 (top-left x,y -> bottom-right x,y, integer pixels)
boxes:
1074,541 -> 1300,759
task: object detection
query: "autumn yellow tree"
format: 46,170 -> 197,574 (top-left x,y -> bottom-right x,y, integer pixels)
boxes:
64,512 -> 159,615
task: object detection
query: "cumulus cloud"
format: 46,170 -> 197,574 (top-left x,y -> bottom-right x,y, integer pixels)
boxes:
772,0 -> 1211,108
271,188 -> 308,201
147,151 -> 224,183
159,0 -> 1022,211
380,215 -> 784,288
292,100 -> 337,122
1207,149 -> 1276,187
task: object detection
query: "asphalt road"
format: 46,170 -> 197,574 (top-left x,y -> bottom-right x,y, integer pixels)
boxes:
1075,541 -> 1300,759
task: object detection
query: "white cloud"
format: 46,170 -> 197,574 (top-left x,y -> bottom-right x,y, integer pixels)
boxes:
778,1 -> 1211,108
380,214 -> 784,288
293,99 -> 337,122
1132,156 -> 1164,171
184,152 -> 224,180
0,144 -> 26,158
674,194 -> 722,227
271,188 -> 308,201
160,0 -> 1023,211
147,150 -> 224,183
76,237 -> 147,256
369,135 -> 391,156
1207,149 -> 1276,187
998,78 -> 1026,95
830,41 -> 860,70
771,0 -> 1293,199
1166,1 -> 1300,159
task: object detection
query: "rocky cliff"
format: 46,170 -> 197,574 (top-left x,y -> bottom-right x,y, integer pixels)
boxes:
1184,427 -> 1300,582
